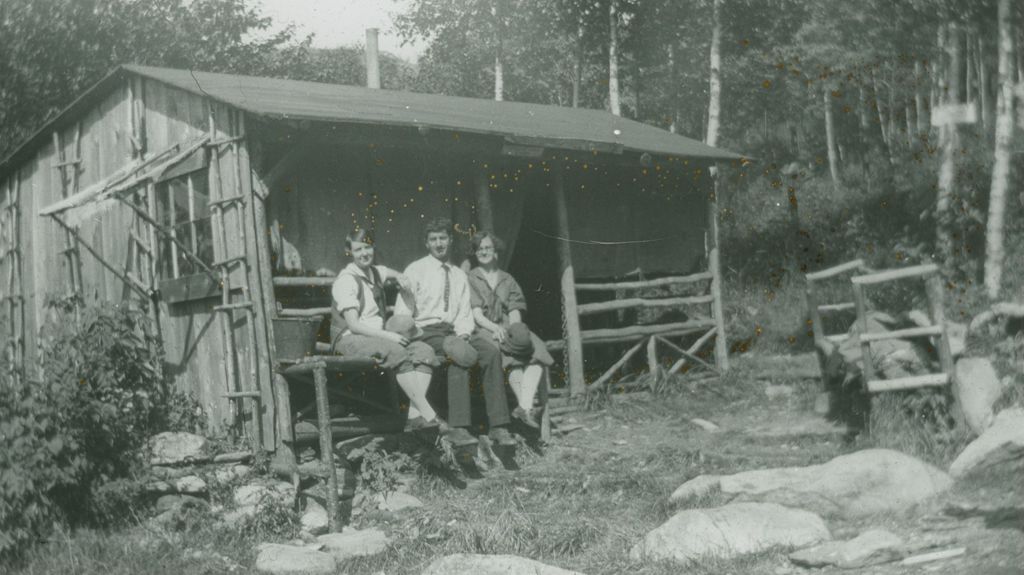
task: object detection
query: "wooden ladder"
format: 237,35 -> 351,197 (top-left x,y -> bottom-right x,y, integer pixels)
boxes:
52,125 -> 84,299
850,264 -> 955,393
1,175 -> 25,377
208,109 -> 262,441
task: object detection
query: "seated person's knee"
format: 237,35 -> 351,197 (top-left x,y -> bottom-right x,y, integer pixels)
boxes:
442,335 -> 478,368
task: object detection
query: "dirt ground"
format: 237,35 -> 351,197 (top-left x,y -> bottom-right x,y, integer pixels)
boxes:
10,357 -> 1022,575
351,361 -> 1024,575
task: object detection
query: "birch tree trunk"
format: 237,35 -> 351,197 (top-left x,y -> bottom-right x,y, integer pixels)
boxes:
979,36 -> 991,132
966,31 -> 975,104
823,86 -> 840,188
492,0 -> 504,101
905,99 -> 915,147
668,43 -> 677,133
985,0 -> 1016,299
873,70 -> 895,164
572,21 -> 583,108
608,0 -> 621,116
705,0 -> 727,370
936,22 -> 962,266
888,68 -> 897,148
915,60 -> 928,134
706,0 -> 722,148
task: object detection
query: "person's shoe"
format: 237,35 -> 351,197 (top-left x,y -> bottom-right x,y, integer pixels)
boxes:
443,426 -> 478,447
405,416 -> 446,433
489,426 -> 517,447
511,406 -> 540,429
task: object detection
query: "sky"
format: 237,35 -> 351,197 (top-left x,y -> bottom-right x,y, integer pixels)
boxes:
253,0 -> 424,62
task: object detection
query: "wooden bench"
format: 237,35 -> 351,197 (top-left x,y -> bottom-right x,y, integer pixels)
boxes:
274,355 -> 390,532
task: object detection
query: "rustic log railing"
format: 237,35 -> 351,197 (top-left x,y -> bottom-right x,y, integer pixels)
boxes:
850,263 -> 957,395
554,271 -> 724,395
804,258 -> 870,390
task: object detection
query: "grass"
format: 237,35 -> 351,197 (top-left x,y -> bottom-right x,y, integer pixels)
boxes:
4,366 -> 837,575
8,358 -> 1022,575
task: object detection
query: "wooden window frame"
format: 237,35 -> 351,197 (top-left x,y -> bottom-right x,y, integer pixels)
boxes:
156,168 -> 218,304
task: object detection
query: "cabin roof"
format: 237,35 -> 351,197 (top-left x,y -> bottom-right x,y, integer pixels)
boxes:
0,64 -> 744,181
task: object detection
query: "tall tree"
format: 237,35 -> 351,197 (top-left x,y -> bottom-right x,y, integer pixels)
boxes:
608,0 -> 622,115
823,84 -> 841,187
985,0 -> 1015,298
0,0 -> 304,157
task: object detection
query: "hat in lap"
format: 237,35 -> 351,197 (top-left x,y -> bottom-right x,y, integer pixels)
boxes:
501,322 -> 535,360
384,315 -> 424,340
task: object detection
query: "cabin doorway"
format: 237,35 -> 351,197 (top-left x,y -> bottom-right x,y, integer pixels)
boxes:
506,181 -> 562,344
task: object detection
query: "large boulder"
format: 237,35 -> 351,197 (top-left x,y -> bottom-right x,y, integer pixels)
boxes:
668,474 -> 721,503
670,449 -> 951,519
317,528 -> 390,561
789,529 -> 905,568
254,543 -> 335,575
954,358 -> 1004,435
421,554 -> 586,575
630,502 -> 830,564
148,432 -> 209,465
949,408 -> 1024,478
374,492 -> 423,512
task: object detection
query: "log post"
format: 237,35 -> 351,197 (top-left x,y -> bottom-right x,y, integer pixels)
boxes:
646,335 -> 658,375
552,163 -> 585,397
925,273 -> 962,427
852,283 -> 876,385
312,364 -> 340,532
707,180 -> 729,371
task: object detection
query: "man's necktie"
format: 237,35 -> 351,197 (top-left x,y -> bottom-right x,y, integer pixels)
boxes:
442,264 -> 451,312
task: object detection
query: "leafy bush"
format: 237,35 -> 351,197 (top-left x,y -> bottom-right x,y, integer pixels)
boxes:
0,299 -> 187,559
359,449 -> 414,498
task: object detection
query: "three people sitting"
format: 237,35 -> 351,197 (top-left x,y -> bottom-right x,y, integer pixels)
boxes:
331,218 -> 548,447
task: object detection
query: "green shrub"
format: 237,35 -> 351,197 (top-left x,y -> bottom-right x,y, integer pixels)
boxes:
0,299 -> 184,559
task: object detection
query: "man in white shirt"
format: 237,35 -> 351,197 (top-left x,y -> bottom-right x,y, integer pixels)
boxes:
394,217 -> 515,447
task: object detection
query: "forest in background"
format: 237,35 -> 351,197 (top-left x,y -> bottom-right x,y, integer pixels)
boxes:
2,0 -> 1023,341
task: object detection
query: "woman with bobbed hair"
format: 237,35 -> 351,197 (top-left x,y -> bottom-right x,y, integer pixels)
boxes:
331,229 -> 442,431
466,231 -> 554,429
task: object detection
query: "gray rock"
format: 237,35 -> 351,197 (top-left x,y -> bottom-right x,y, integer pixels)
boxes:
421,554 -> 586,575
173,475 -> 207,494
668,474 -> 722,504
629,502 -> 830,564
718,449 -> 951,518
235,481 -> 296,508
143,480 -> 174,494
374,492 -> 423,512
214,464 -> 252,484
148,432 -> 209,466
949,408 -> 1024,478
689,418 -> 720,432
150,465 -> 191,480
838,312 -> 929,379
300,499 -> 329,536
155,494 -> 206,513
317,528 -> 390,561
789,529 -> 905,568
954,358 -> 1004,435
254,543 -> 335,574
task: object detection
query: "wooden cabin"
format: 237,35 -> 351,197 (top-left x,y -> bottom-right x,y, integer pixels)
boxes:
0,65 -> 742,450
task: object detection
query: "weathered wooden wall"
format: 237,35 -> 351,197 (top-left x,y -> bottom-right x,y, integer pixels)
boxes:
6,76 -> 273,446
